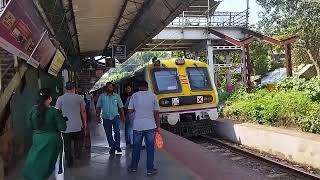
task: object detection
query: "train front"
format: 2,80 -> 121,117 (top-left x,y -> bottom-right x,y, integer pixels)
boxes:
148,58 -> 218,137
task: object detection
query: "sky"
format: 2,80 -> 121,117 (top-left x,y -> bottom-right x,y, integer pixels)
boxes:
215,0 -> 264,25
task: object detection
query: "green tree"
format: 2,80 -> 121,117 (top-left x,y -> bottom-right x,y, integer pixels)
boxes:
257,0 -> 320,76
141,51 -> 170,61
250,41 -> 272,75
172,51 -> 184,58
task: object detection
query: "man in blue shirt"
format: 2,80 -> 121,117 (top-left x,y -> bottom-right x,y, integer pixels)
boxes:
96,82 -> 125,154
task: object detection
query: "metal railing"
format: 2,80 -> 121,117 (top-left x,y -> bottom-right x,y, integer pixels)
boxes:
168,10 -> 248,28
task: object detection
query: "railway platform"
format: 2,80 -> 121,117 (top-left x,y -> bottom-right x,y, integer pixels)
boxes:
7,123 -> 280,180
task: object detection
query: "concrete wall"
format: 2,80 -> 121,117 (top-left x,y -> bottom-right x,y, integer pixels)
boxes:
0,67 -> 63,175
214,118 -> 320,169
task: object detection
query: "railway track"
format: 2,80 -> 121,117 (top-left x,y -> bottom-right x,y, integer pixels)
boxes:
190,135 -> 320,180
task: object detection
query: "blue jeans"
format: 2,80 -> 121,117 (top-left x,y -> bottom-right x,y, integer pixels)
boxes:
131,129 -> 155,171
103,116 -> 120,150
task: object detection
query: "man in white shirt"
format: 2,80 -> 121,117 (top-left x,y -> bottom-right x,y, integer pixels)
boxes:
127,80 -> 160,176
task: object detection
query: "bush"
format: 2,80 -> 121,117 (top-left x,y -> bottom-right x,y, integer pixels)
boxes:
278,77 -> 306,91
223,88 -> 320,134
304,78 -> 320,102
297,104 -> 320,133
278,77 -> 320,102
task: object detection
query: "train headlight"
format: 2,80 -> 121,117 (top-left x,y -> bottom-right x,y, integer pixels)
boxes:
203,96 -> 213,103
159,99 -> 171,106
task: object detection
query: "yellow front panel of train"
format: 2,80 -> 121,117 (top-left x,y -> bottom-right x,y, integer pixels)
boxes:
146,58 -> 218,112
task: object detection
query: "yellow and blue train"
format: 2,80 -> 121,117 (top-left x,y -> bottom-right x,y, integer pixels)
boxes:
114,58 -> 218,137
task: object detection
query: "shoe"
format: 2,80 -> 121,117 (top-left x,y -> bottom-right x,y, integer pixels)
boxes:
115,148 -> 122,155
109,149 -> 115,155
147,169 -> 158,176
127,167 -> 137,173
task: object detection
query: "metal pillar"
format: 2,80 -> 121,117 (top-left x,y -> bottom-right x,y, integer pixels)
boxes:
241,46 -> 246,84
225,52 -> 231,86
284,44 -> 293,77
37,69 -> 41,89
241,44 -> 252,90
194,51 -> 199,61
246,45 -> 252,90
246,0 -> 249,27
207,0 -> 210,27
13,55 -> 18,68
207,40 -> 217,85
207,40 -> 214,73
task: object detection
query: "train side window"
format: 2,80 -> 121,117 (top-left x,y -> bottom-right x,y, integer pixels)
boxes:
152,68 -> 181,94
187,67 -> 212,91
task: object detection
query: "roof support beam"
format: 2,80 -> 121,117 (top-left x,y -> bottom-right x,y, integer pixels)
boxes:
66,0 -> 80,54
240,28 -> 298,77
208,29 -> 254,46
241,28 -> 298,46
104,0 -> 129,50
123,0 -> 194,57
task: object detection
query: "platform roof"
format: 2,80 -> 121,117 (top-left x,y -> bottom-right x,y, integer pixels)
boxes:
73,0 -> 126,53
37,0 -> 199,62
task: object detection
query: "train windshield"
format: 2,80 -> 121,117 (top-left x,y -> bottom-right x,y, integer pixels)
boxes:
187,67 -> 212,91
153,68 -> 181,93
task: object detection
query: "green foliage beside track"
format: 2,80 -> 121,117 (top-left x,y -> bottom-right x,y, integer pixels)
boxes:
221,78 -> 320,134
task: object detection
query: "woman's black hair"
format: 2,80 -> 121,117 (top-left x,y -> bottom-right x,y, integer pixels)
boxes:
36,88 -> 51,129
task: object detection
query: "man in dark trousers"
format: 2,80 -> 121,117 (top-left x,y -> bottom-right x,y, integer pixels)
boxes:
96,82 -> 125,155
56,82 -> 87,167
120,84 -> 133,146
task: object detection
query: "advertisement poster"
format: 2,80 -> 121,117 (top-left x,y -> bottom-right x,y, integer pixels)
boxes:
28,32 -> 56,68
0,0 -> 56,68
48,50 -> 65,76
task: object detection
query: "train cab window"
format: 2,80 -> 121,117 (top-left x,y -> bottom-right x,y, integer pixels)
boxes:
187,67 -> 212,91
153,68 -> 181,94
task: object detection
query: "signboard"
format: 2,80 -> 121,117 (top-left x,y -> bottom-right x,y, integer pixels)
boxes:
48,50 -> 65,76
0,0 -> 56,68
172,97 -> 179,106
112,45 -> 126,60
197,96 -> 203,104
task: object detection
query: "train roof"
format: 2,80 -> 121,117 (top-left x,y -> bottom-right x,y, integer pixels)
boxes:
90,58 -> 208,92
155,58 -> 208,68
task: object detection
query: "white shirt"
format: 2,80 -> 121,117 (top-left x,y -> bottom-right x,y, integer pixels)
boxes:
128,91 -> 160,131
